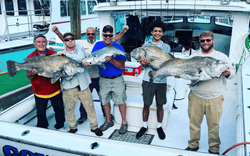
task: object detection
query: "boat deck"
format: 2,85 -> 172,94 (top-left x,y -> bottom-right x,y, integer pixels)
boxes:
21,72 -> 237,156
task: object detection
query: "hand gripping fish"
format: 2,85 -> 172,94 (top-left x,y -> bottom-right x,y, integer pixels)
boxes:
82,46 -> 125,69
131,46 -> 175,70
149,56 -> 231,87
7,55 -> 85,84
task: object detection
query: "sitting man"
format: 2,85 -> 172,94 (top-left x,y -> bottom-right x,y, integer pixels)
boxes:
170,37 -> 184,52
57,32 -> 102,136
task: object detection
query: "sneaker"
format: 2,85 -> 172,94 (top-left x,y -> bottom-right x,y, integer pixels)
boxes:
156,127 -> 166,140
100,121 -> 114,131
56,127 -> 67,132
136,127 -> 148,139
119,123 -> 128,134
69,128 -> 78,133
172,104 -> 178,109
77,117 -> 87,125
185,146 -> 199,151
91,128 -> 103,136
208,150 -> 219,154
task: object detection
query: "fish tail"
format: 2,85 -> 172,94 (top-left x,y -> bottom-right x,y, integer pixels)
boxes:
6,60 -> 20,78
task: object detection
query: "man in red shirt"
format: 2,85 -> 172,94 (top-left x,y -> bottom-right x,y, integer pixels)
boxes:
26,34 -> 66,131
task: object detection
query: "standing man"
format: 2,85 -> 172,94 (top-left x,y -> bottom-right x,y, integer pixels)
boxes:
136,20 -> 171,140
185,31 -> 235,154
26,34 -> 66,131
57,32 -> 102,136
52,25 -> 129,124
83,25 -> 127,134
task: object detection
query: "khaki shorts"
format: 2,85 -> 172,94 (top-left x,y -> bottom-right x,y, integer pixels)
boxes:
142,81 -> 167,106
99,75 -> 127,105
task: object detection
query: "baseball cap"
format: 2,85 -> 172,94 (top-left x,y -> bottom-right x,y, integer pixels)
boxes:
102,25 -> 113,33
63,32 -> 75,39
33,34 -> 47,44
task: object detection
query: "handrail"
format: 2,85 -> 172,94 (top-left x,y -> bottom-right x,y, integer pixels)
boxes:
2,8 -> 51,41
0,60 -> 8,75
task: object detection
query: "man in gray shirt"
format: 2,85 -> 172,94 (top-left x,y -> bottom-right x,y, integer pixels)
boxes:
57,32 -> 102,136
136,20 -> 171,140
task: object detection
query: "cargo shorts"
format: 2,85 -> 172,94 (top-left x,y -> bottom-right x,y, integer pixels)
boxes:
99,75 -> 127,105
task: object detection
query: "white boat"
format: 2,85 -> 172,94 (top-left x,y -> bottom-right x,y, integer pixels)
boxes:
0,0 -> 99,51
1,0 -> 250,156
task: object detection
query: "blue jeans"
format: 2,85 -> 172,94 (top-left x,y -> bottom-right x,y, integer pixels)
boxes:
34,92 -> 65,129
79,77 -> 105,119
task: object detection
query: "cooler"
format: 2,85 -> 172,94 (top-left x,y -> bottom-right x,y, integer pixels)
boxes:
123,62 -> 141,76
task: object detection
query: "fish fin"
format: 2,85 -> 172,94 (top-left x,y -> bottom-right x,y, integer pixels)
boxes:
189,81 -> 200,87
169,53 -> 175,59
159,60 -> 171,68
147,56 -> 159,62
183,70 -> 200,77
23,56 -> 43,62
6,60 -> 20,78
99,63 -> 106,69
51,76 -> 60,84
148,71 -> 155,82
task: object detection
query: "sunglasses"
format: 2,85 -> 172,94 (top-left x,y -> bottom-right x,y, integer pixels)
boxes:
86,33 -> 95,36
200,39 -> 212,43
103,34 -> 113,38
64,37 -> 75,42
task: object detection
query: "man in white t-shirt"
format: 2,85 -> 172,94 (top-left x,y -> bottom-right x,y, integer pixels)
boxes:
52,25 -> 128,124
184,31 -> 235,154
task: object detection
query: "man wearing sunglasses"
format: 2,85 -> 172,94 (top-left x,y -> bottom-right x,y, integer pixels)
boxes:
52,25 -> 129,125
83,25 -> 128,134
185,31 -> 235,154
26,34 -> 66,132
56,32 -> 103,136
136,20 -> 171,140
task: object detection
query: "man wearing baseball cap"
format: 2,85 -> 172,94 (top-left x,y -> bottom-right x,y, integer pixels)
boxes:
56,32 -> 103,136
51,25 -> 129,125
83,25 -> 128,134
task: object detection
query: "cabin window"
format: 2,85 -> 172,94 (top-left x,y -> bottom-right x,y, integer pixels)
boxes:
187,15 -> 210,23
215,17 -> 233,27
18,0 -> 27,15
5,0 -> 14,16
60,0 -> 70,17
81,1 -> 86,15
163,16 -> 183,23
0,3 -> 2,15
34,0 -> 50,16
87,1 -> 97,14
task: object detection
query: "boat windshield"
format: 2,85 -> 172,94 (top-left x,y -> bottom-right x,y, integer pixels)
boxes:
164,16 -> 183,23
187,15 -> 233,27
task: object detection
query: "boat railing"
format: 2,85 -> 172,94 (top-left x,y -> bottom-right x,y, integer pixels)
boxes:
2,8 -> 51,41
0,60 -> 7,75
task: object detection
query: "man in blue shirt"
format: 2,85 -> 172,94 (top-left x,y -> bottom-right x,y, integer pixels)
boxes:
84,25 -> 128,134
